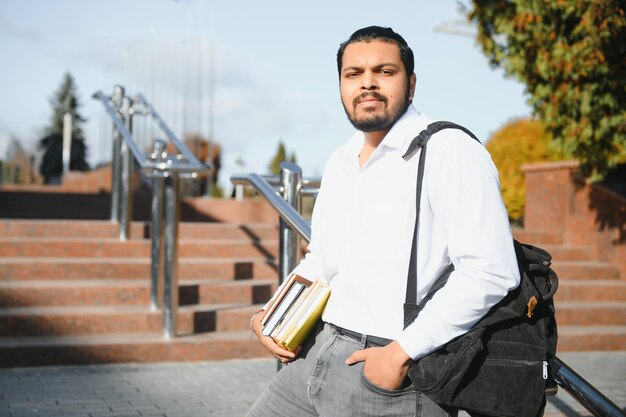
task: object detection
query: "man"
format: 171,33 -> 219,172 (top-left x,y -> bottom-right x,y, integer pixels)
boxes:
247,26 -> 520,417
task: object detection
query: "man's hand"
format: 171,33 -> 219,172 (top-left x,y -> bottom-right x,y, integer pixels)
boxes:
345,341 -> 413,390
251,310 -> 300,363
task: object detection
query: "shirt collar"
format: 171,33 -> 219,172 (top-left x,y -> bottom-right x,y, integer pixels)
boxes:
341,105 -> 432,160
379,105 -> 423,153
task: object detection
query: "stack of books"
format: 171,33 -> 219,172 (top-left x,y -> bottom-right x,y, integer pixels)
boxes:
261,274 -> 331,352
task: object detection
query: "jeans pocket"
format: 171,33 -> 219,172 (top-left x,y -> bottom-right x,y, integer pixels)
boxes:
359,364 -> 416,397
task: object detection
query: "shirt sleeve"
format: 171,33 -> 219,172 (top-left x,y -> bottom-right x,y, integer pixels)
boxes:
397,131 -> 521,360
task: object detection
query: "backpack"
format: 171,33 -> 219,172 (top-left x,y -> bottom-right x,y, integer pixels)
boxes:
402,121 -> 558,417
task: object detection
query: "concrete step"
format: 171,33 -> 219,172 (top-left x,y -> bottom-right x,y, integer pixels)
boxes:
557,326 -> 626,351
0,303 -> 262,336
0,238 -> 278,258
0,331 -> 271,367
0,279 -> 277,307
0,220 -> 278,240
555,302 -> 626,326
513,229 -> 563,245
555,280 -> 626,302
0,257 -> 278,280
552,260 -> 621,280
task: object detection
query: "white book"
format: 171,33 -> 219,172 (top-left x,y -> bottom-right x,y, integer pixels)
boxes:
261,281 -> 306,336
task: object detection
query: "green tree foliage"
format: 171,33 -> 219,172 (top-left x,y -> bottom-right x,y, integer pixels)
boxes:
486,118 -> 564,220
38,72 -> 90,183
467,1 -> 626,180
268,141 -> 297,175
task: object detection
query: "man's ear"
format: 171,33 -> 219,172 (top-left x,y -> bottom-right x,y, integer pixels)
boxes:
409,73 -> 416,101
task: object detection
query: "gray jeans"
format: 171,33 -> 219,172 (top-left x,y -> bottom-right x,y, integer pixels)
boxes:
246,323 -> 457,417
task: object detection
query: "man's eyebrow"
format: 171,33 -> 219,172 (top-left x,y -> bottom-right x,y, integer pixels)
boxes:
342,62 -> 401,74
373,63 -> 401,70
341,65 -> 363,74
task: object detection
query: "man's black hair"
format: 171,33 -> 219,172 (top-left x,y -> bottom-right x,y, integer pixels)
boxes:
336,26 -> 414,77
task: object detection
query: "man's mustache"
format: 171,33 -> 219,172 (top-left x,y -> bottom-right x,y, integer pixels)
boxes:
353,92 -> 388,108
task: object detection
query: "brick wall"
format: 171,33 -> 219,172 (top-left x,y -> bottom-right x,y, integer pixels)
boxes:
523,161 -> 626,278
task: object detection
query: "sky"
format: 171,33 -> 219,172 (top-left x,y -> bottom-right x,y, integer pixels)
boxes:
0,0 -> 531,191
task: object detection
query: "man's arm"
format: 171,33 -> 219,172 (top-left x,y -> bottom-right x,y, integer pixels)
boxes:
347,131 -> 519,389
397,130 -> 520,361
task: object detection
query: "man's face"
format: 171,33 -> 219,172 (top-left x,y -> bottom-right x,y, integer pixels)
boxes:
340,40 -> 416,133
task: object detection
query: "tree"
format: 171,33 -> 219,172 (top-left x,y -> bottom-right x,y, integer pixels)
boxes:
38,72 -> 90,183
268,141 -> 297,175
467,1 -> 626,180
486,118 -> 564,221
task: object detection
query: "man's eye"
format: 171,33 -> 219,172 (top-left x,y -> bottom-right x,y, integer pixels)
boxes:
380,70 -> 393,75
346,73 -> 359,78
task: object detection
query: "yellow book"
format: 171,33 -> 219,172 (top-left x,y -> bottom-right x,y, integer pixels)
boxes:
274,282 -> 331,352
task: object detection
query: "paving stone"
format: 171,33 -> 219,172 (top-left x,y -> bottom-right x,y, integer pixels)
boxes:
0,357 -> 623,417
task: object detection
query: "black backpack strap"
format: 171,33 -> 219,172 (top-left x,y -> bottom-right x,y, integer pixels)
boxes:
402,121 -> 480,328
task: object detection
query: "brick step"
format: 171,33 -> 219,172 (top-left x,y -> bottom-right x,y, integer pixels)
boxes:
0,331 -> 271,367
555,280 -> 626,302
0,257 -> 278,280
0,303 -> 262,336
0,279 -> 277,307
555,302 -> 626,326
0,325 -> 622,368
0,220 -> 278,240
551,260 -> 621,280
0,238 -> 278,258
0,220 -> 147,238
538,244 -> 594,262
512,229 -> 563,245
557,326 -> 626,351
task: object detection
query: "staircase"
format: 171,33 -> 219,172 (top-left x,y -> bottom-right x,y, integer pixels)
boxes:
514,228 -> 626,353
0,219 -> 279,367
0,216 -> 624,367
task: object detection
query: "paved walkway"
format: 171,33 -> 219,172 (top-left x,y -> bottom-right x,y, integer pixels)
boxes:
0,352 -> 624,417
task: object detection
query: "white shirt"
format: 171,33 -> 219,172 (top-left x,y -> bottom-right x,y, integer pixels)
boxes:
292,105 -> 520,360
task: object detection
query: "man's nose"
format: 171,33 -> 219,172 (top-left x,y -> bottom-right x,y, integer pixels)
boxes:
361,72 -> 379,90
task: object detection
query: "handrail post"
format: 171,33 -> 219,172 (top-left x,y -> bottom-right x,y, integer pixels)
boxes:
278,162 -> 303,287
119,96 -> 134,241
149,139 -> 167,312
163,173 -> 181,339
276,162 -> 303,370
110,85 -> 124,224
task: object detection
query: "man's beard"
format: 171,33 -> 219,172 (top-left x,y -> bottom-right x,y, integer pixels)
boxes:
343,89 -> 411,133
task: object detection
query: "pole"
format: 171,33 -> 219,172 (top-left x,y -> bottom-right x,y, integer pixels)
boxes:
163,174 -> 181,339
150,139 -> 168,312
277,161 -> 302,370
62,113 -> 72,175
110,85 -> 125,224
119,96 -> 134,241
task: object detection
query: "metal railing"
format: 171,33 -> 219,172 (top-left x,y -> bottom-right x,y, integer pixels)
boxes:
231,163 -> 625,417
231,162 -> 319,285
94,85 -> 211,339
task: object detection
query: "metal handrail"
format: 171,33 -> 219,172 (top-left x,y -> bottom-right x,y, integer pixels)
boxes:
552,357 -> 625,417
93,91 -> 207,174
231,173 -> 312,241
231,164 -> 625,417
94,85 -> 211,340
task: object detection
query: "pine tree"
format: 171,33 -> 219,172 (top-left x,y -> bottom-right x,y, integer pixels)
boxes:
268,141 -> 288,175
38,72 -> 90,183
